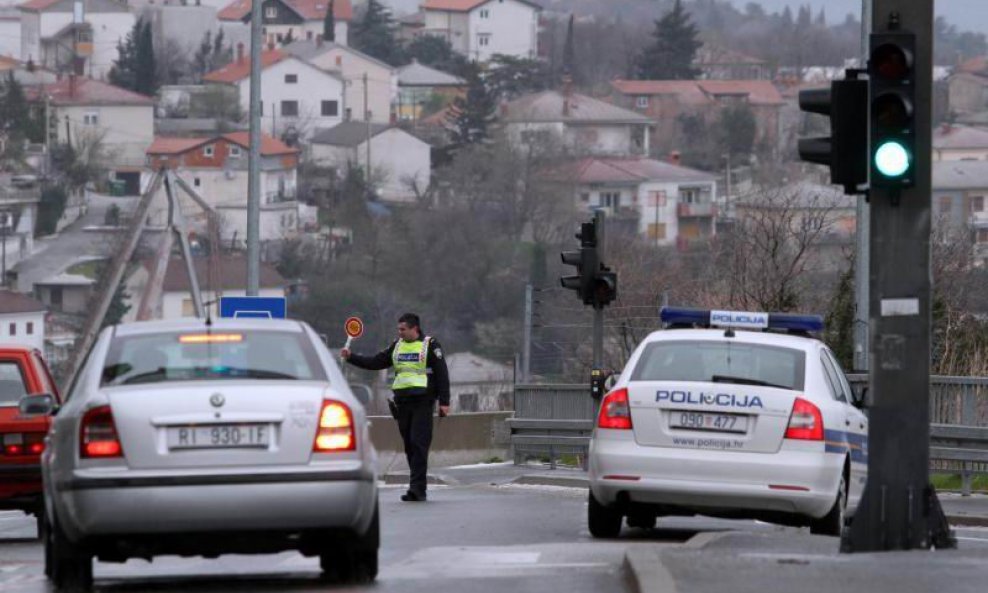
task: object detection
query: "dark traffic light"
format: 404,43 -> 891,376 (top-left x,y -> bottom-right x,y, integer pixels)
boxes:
560,216 -> 617,309
798,73 -> 869,194
869,32 -> 916,187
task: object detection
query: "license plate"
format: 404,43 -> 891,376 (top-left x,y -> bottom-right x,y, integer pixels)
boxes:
167,424 -> 270,450
669,411 -> 748,433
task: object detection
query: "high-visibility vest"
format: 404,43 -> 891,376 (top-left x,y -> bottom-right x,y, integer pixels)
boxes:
391,337 -> 431,391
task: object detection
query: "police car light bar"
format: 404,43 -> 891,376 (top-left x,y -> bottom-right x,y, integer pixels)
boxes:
660,307 -> 824,332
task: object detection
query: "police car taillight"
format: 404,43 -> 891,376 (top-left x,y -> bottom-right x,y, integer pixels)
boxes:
784,397 -> 824,441
597,388 -> 632,430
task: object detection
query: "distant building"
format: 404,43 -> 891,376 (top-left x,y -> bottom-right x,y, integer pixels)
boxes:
444,352 -> 512,413
395,59 -> 465,122
932,159 -> 988,265
0,290 -> 46,353
157,256 -> 285,320
0,7 -> 21,60
948,56 -> 988,117
218,0 -> 352,47
694,45 -> 772,81
421,0 -> 541,61
0,177 -> 40,276
933,124 -> 988,162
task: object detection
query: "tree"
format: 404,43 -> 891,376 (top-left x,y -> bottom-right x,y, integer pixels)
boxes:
352,0 -> 404,66
562,14 -> 577,81
405,35 -> 468,75
719,104 -> 757,158
824,260 -> 855,369
634,0 -> 702,80
192,30 -> 233,82
485,54 -> 552,101
323,0 -> 336,42
0,72 -> 43,158
446,64 -> 496,146
109,19 -> 157,95
36,186 -> 68,237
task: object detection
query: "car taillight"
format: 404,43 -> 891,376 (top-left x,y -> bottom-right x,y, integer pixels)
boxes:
597,388 -> 633,430
785,397 -> 824,441
80,406 -> 123,458
2,433 -> 45,456
313,400 -> 356,452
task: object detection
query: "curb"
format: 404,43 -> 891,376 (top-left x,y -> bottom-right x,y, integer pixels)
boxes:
624,548 -> 678,593
947,514 -> 988,527
511,474 -> 589,488
381,473 -> 453,486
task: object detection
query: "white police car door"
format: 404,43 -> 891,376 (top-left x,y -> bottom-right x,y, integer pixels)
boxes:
820,349 -> 868,508
626,339 -> 805,454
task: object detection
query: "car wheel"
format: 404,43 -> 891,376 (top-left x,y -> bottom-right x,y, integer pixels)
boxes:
319,502 -> 379,583
588,490 -> 622,538
627,513 -> 657,530
810,473 -> 847,537
48,513 -> 92,591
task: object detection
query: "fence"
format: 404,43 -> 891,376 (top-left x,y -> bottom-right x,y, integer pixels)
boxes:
512,377 -> 988,487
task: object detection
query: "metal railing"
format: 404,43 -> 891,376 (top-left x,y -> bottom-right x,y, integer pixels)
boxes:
510,384 -> 595,468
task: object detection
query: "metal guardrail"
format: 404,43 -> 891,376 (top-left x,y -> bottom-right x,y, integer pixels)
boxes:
514,377 -> 988,488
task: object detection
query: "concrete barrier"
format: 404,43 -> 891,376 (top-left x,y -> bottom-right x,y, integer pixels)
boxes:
368,412 -> 512,471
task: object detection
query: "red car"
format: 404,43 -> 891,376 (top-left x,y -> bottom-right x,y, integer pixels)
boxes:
0,345 -> 60,533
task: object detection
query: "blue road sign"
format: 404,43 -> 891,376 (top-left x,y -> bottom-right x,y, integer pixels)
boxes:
219,296 -> 287,319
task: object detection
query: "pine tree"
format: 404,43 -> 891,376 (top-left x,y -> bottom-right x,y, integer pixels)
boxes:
323,0 -> 336,42
562,14 -> 577,81
447,64 -> 495,146
109,19 -> 157,95
108,25 -> 138,91
634,0 -> 702,80
352,0 -> 404,66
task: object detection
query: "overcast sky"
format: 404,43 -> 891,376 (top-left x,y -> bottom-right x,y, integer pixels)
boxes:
726,0 -> 988,34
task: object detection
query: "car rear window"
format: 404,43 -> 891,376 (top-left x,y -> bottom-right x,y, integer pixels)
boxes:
0,361 -> 28,404
100,330 -> 327,387
631,340 -> 806,391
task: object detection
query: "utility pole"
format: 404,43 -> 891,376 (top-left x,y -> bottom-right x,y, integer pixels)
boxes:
522,284 -> 532,382
44,94 -> 51,178
245,0 -> 264,295
854,0 -> 872,372
591,210 -> 605,369
0,210 -> 8,287
842,0 -> 954,552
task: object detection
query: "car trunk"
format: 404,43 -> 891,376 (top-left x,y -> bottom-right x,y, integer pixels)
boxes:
627,381 -> 798,453
106,381 -> 328,469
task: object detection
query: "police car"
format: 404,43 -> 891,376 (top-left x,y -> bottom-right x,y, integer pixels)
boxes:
588,308 -> 867,538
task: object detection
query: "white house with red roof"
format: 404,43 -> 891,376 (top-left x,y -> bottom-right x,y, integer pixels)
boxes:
203,47 -> 344,140
146,132 -> 301,246
19,0 -> 135,79
565,156 -> 718,249
25,76 -> 154,191
218,0 -> 352,47
421,0 -> 541,61
0,290 -> 46,352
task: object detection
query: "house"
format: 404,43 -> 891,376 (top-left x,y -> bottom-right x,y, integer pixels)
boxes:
421,0 -> 541,61
0,176 -> 41,278
396,10 -> 425,43
19,0 -> 135,80
444,352 -> 513,412
933,160 -> 988,265
500,89 -> 654,157
0,290 -> 46,353
947,56 -> 988,117
203,47 -> 344,140
25,77 -> 155,194
694,45 -> 772,81
564,156 -> 717,249
218,0 -> 352,47
284,37 -> 395,124
146,132 -> 301,248
610,79 -> 785,158
395,59 -> 465,122
0,7 -> 20,60
33,272 -> 93,315
157,256 -> 285,320
0,54 -> 59,86
310,122 -> 431,202
933,124 -> 988,162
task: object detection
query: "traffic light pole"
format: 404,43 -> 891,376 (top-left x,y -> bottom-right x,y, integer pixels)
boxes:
841,0 -> 954,552
592,210 -> 606,369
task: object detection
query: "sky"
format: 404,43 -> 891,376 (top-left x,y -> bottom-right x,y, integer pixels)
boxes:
726,0 -> 988,34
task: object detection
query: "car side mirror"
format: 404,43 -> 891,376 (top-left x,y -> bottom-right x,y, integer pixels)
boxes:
19,393 -> 57,417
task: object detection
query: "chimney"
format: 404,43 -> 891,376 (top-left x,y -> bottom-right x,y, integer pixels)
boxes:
668,151 -> 681,166
237,42 -> 245,65
562,74 -> 572,117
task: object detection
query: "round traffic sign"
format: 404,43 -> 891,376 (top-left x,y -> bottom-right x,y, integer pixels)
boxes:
344,317 -> 364,339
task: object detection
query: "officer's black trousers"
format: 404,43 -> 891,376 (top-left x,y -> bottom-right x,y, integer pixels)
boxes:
394,396 -> 434,496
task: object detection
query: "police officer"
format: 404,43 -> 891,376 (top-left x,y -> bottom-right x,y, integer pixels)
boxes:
341,313 -> 450,502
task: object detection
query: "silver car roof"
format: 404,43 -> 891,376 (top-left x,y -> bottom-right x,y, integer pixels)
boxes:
110,318 -> 308,337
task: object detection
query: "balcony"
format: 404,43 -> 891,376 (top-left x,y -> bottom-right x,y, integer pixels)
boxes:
265,189 -> 297,204
677,202 -> 718,218
971,211 -> 988,229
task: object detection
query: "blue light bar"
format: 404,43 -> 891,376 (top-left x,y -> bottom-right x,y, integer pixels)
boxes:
660,307 -> 824,332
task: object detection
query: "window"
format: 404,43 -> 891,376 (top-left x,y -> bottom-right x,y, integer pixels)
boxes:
939,196 -> 952,215
479,8 -> 490,18
680,187 -> 701,204
307,31 -> 313,40
321,100 -> 339,116
459,393 -> 479,412
194,177 -> 201,187
648,223 -> 666,240
9,323 -> 15,336
648,190 -> 667,207
83,112 -> 99,126
50,287 -> 62,309
636,96 -> 649,109
281,100 -> 299,116
229,145 -> 242,157
285,73 -> 298,84
631,341 -> 806,391
478,33 -> 491,47
820,352 -> 847,403
26,322 -> 33,335
203,145 -> 214,157
972,196 -> 985,212
600,192 -> 620,208
978,228 -> 988,244
0,361 -> 27,404
579,192 -> 590,203
265,6 -> 277,18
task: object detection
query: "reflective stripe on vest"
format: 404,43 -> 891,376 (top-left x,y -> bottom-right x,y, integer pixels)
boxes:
391,336 -> 431,391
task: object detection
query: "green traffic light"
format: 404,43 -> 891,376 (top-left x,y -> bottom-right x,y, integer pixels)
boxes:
874,141 -> 910,177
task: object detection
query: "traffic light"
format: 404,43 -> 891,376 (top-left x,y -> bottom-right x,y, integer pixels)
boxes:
869,32 -> 916,187
592,268 -> 617,308
560,222 -> 597,305
798,73 -> 869,194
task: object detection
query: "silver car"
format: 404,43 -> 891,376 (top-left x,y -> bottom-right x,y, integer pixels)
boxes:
39,319 -> 379,590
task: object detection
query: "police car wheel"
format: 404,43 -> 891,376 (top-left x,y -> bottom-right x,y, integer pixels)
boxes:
810,473 -> 847,537
588,491 -> 623,538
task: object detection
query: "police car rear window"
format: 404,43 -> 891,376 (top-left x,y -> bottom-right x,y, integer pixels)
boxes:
631,341 -> 805,391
